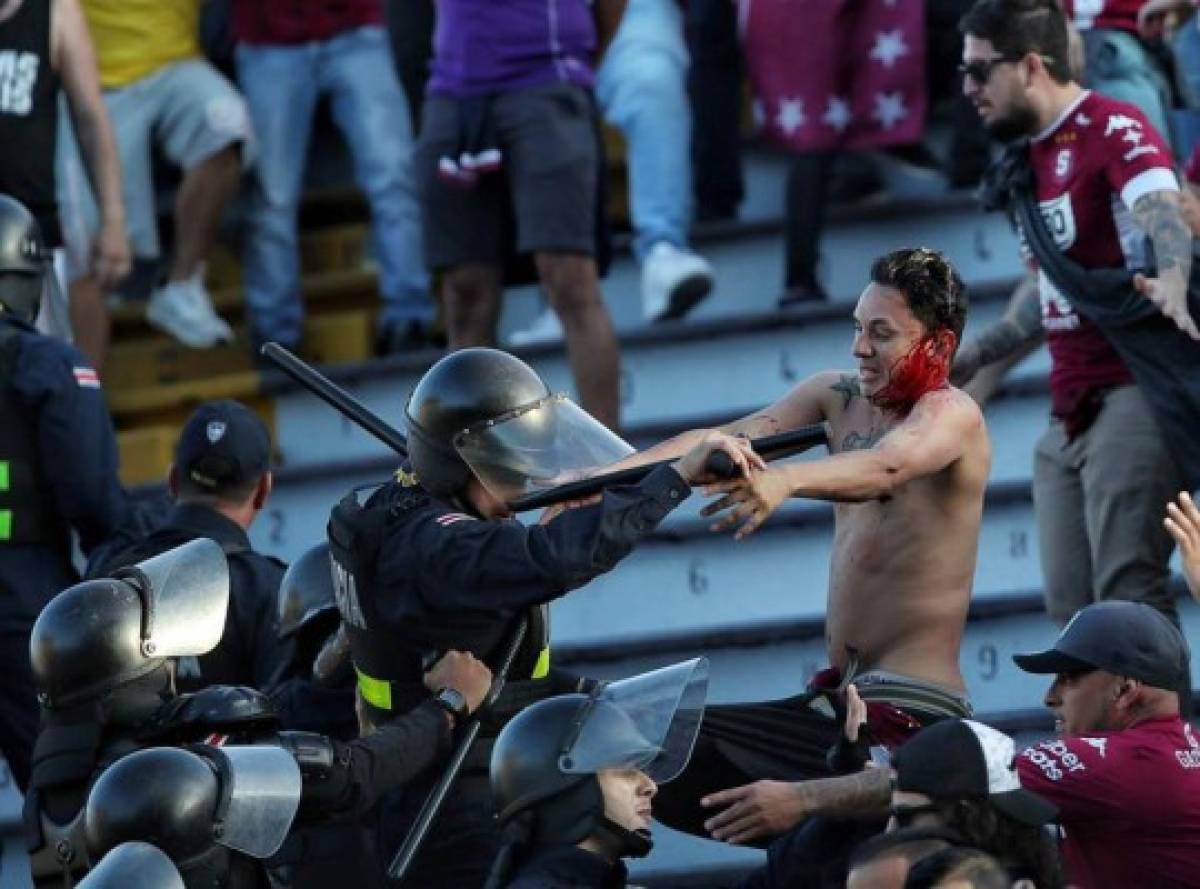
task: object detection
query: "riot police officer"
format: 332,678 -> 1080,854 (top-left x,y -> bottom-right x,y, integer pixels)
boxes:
271,542 -> 373,889
23,538 -> 493,888
90,399 -> 292,694
83,744 -> 303,889
77,843 -> 186,889
326,347 -> 759,886
486,658 -> 709,888
0,194 -> 127,791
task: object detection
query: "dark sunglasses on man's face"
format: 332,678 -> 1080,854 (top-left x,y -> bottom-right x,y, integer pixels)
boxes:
958,55 -> 1020,85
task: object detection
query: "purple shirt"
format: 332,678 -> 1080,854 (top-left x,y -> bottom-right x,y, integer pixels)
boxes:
428,0 -> 596,98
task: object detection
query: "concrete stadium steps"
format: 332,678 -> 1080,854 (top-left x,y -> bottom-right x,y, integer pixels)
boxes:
497,193 -> 1024,341
267,280 -> 1042,473
107,266 -> 380,339
253,377 -> 1052,564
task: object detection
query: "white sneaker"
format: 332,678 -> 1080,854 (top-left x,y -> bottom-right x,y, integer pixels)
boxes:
641,242 -> 714,323
146,271 -> 234,348
507,307 -> 564,347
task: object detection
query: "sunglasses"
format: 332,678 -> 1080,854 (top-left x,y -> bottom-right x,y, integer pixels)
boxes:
958,55 -> 1021,85
888,802 -> 942,826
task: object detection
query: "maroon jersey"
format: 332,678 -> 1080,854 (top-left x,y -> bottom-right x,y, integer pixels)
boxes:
1023,91 -> 1176,423
1061,0 -> 1143,33
231,0 -> 383,46
1017,717 -> 1200,889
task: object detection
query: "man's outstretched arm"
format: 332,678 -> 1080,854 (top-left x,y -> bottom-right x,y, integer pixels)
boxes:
703,388 -> 983,538
700,768 -> 893,845
951,277 -> 1043,389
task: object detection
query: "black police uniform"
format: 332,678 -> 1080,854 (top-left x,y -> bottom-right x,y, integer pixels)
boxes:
23,540 -> 455,889
505,846 -> 627,889
90,503 -> 292,694
0,314 -> 126,791
330,464 -> 691,887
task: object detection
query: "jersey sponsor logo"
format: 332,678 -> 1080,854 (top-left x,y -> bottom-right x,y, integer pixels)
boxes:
434,512 -> 475,527
1022,739 -> 1089,781
1104,113 -> 1144,142
332,559 -> 367,630
73,367 -> 100,389
1036,193 -> 1077,250
1124,144 -> 1159,162
1075,112 -> 1091,127
0,50 -> 38,116
1176,748 -> 1200,769
1081,737 -> 1108,758
1039,271 -> 1084,328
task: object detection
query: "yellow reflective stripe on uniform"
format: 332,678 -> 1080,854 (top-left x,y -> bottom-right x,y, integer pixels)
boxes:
0,510 -> 10,541
0,461 -> 9,492
356,668 -> 393,711
531,645 -> 551,680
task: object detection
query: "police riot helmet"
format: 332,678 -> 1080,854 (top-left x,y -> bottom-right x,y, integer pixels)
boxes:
77,842 -> 185,889
404,348 -> 633,503
489,658 -> 708,869
277,542 -> 338,642
30,539 -> 229,710
0,194 -> 51,323
85,745 -> 302,888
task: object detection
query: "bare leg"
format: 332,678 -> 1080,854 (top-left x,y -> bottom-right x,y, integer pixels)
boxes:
68,275 -> 110,372
442,262 -> 504,347
169,145 -> 242,281
535,252 -> 620,430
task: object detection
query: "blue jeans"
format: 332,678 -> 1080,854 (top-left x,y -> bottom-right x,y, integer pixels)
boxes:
236,26 -> 430,348
596,0 -> 693,261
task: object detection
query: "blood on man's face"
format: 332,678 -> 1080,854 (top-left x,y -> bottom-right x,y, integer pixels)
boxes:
851,283 -> 953,412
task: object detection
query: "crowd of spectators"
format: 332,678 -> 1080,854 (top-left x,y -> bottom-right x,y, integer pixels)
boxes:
3,0 -> 1200,887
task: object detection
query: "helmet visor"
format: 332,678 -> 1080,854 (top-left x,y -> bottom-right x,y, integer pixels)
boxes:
132,538 -> 230,659
559,658 -> 709,784
214,746 -> 302,858
453,394 -> 634,505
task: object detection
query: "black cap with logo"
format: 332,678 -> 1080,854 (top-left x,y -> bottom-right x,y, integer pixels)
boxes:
175,400 -> 271,494
1013,600 -> 1190,691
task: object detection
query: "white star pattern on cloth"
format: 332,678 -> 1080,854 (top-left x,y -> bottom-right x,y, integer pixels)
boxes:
823,97 -> 852,131
872,91 -> 908,129
869,29 -> 909,68
776,97 -> 807,135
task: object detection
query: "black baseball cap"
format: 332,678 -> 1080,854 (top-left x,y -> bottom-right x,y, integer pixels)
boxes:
175,400 -> 271,493
893,719 -> 1058,827
1013,600 -> 1190,691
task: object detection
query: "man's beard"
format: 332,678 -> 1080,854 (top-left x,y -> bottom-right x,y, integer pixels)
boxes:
985,101 -> 1040,142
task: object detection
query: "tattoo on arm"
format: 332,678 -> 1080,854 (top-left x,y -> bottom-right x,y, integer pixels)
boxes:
794,767 -> 892,819
841,428 -> 884,451
972,282 -> 1045,367
1132,189 -> 1193,283
831,375 -> 861,410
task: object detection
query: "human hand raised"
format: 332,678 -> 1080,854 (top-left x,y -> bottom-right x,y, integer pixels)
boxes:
423,650 -> 493,714
700,466 -> 792,540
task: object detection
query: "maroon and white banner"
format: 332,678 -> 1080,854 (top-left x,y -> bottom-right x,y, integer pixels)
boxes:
740,0 -> 926,152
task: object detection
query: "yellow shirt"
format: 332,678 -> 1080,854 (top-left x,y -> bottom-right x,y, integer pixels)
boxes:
82,0 -> 201,89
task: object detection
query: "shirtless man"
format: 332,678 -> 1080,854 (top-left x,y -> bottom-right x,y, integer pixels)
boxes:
634,247 -> 991,847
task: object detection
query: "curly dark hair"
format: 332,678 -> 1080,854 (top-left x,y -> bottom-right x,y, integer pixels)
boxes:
959,0 -> 1073,84
932,798 -> 1063,889
868,248 -> 968,346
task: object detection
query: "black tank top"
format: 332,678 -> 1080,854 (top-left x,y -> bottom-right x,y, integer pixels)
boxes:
0,0 -> 60,248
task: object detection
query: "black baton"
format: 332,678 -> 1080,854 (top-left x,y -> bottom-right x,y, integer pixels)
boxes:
507,424 -> 830,511
388,616 -> 531,880
260,341 -> 409,457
